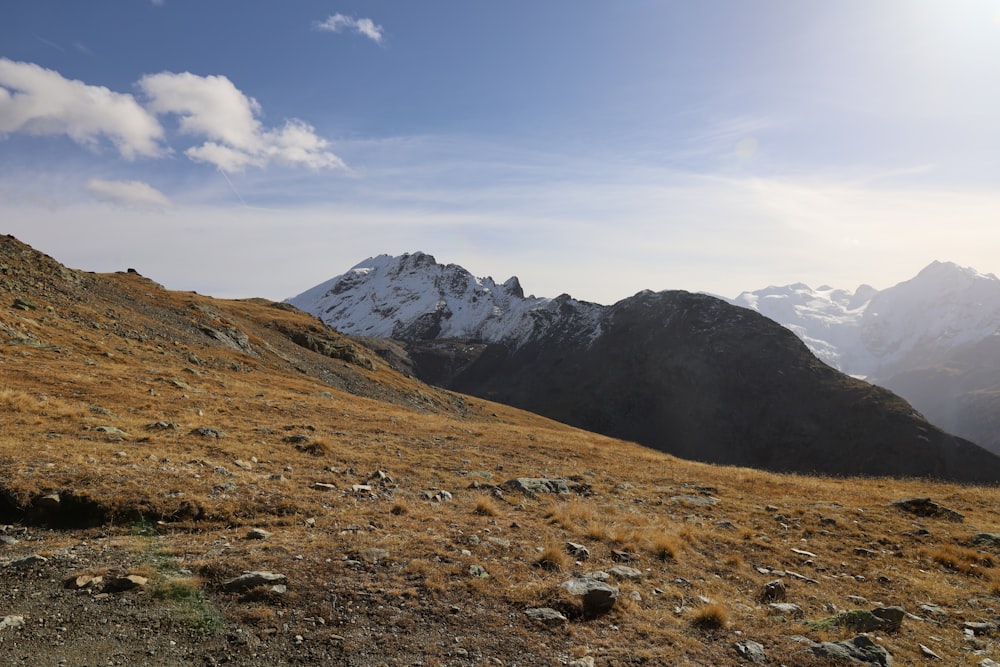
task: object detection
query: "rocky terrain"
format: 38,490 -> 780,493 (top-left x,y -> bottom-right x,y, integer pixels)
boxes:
4,235 -> 1000,665
289,253 -> 1000,482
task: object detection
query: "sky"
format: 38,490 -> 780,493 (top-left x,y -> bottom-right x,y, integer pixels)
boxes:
3,1 -> 1000,304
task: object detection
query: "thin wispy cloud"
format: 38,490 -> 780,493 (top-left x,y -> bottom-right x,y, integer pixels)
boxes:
87,178 -> 172,209
314,13 -> 384,45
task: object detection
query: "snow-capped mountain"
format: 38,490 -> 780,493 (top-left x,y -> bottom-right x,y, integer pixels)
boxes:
729,261 -> 1000,380
286,252 -> 603,349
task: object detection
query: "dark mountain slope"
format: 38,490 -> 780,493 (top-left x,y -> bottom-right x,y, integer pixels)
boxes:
401,290 -> 1000,482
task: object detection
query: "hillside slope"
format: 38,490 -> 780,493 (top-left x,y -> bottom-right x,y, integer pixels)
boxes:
4,235 -> 1000,666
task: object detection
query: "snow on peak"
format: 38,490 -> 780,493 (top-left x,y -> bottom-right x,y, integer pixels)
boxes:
286,252 -> 603,347
728,261 -> 1000,378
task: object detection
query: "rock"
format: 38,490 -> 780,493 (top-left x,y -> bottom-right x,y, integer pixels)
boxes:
759,578 -> 786,602
0,615 -> 24,631
104,575 -> 148,592
919,644 -> 942,660
190,426 -> 225,438
145,421 -> 176,430
608,566 -> 642,580
871,606 -> 905,632
352,484 -> 374,495
566,542 -> 590,560
611,549 -> 639,562
247,528 -> 273,540
972,533 -> 1000,547
35,493 -> 61,510
568,658 -> 595,667
7,554 -> 47,568
979,660 -> 1000,667
222,571 -> 287,593
0,535 -> 19,546
95,425 -> 130,438
233,459 -> 254,471
964,621 -> 995,636
421,489 -> 452,502
670,494 -> 718,506
890,498 -> 964,522
733,639 -> 767,664
468,564 -> 490,579
810,609 -> 895,633
524,607 -> 567,624
358,548 -> 390,564
809,635 -> 892,666
312,482 -> 337,491
561,577 -> 620,619
768,603 -> 803,618
503,478 -> 571,495
64,574 -> 103,590
919,603 -> 948,621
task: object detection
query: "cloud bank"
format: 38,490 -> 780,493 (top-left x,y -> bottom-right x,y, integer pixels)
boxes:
0,59 -> 343,172
314,14 -> 384,44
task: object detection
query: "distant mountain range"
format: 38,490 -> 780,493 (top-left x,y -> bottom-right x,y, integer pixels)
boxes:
287,253 -> 1000,480
727,261 -> 1000,454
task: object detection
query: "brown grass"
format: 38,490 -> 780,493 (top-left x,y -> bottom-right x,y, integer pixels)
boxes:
926,544 -> 996,576
689,603 -> 728,630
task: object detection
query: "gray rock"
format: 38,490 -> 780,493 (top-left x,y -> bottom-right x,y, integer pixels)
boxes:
759,578 -> 786,602
972,533 -> 1000,547
918,644 -> 942,660
566,542 -> 591,560
104,575 -> 148,592
768,602 -> 803,618
0,615 -> 24,631
503,478 -> 571,495
568,658 -> 595,667
890,497 -> 963,522
919,603 -> 948,621
222,571 -> 287,592
670,494 -> 718,506
561,577 -> 619,619
468,564 -> 490,579
608,566 -> 643,580
190,426 -> 225,438
733,639 -> 767,664
979,660 -> 1000,667
7,554 -> 47,568
524,607 -> 567,624
964,621 -> 995,636
247,528 -> 273,540
809,635 -> 892,666
871,606 -> 905,632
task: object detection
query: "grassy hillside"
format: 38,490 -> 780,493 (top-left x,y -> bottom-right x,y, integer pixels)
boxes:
1,235 -> 1000,665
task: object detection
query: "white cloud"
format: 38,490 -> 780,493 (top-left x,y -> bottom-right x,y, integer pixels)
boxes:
87,178 -> 171,209
314,13 -> 384,44
0,58 -> 164,159
139,71 -> 345,172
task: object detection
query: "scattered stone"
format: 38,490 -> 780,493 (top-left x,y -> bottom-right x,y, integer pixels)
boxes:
963,621 -> 995,636
919,644 -> 942,660
524,607 -> 567,624
918,603 -> 948,621
222,571 -> 287,593
190,426 -> 225,438
421,489 -> 453,502
0,535 -> 19,546
854,547 -> 878,557
95,425 -> 130,438
64,574 -> 103,590
503,478 -> 571,495
972,533 -> 1000,547
568,658 -> 594,667
979,660 -> 1000,667
561,577 -> 620,619
13,297 -> 37,310
358,548 -> 390,564
768,603 -> 803,618
583,570 -> 611,582
145,421 -> 176,430
468,564 -> 490,579
352,484 -> 374,495
104,575 -> 148,592
670,494 -> 718,506
312,482 -> 337,491
791,548 -> 816,558
733,639 -> 767,664
566,542 -> 591,560
809,635 -> 892,666
810,608 -> 901,633
34,493 -> 60,510
759,579 -> 786,603
608,566 -> 643,581
283,434 -> 309,443
0,615 -> 24,631
233,459 -> 254,471
7,554 -> 47,568
871,606 -> 905,632
247,528 -> 273,540
845,595 -> 869,606
890,498 -> 963,522
611,549 -> 639,562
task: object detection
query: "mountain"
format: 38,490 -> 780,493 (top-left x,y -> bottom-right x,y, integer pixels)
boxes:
9,234 -> 1000,665
729,261 -> 1000,453
289,253 -> 1000,482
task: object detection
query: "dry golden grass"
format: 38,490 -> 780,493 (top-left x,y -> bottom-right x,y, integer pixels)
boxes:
2,257 -> 1000,664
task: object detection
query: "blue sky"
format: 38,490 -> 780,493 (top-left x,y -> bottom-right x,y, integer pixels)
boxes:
3,1 -> 1000,303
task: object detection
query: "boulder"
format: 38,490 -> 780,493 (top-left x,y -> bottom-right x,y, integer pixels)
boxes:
561,577 -> 619,619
